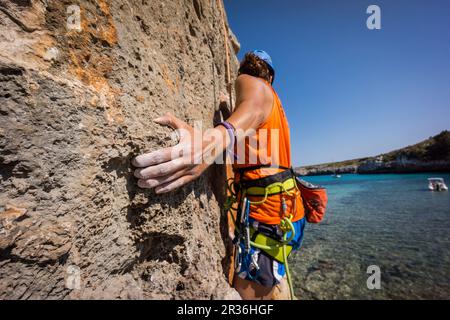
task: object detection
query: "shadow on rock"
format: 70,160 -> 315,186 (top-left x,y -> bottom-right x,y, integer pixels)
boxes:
136,231 -> 185,263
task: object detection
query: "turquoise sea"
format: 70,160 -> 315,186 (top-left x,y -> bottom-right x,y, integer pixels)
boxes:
291,173 -> 450,299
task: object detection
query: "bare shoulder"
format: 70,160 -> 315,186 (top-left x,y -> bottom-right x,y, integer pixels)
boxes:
236,74 -> 267,90
235,74 -> 272,101
234,75 -> 274,122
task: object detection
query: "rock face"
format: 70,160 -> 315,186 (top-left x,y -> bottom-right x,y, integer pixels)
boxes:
0,0 -> 240,299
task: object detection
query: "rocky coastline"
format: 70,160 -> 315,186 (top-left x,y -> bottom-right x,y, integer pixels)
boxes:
296,131 -> 450,176
296,159 -> 450,176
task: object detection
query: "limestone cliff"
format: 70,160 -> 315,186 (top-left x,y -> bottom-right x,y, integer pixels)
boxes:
0,0 -> 240,299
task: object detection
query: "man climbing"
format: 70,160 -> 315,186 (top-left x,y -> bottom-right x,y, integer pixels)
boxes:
132,51 -> 307,300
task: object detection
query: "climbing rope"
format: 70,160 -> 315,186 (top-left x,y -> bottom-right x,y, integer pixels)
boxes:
217,0 -> 234,111
282,222 -> 295,300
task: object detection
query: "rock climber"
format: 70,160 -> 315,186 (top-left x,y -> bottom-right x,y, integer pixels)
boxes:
132,51 -> 307,300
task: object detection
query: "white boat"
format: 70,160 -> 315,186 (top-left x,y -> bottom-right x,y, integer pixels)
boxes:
428,178 -> 448,191
333,174 -> 342,178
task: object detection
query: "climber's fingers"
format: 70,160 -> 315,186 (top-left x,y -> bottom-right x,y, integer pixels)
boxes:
137,167 -> 191,189
133,113 -> 201,190
153,163 -> 208,193
154,112 -> 190,131
154,174 -> 197,194
134,156 -> 192,180
132,145 -> 181,168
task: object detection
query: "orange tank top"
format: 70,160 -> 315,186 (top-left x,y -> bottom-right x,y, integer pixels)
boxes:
232,80 -> 305,225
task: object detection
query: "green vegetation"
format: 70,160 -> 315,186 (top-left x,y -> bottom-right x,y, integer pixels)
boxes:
423,130 -> 450,161
302,130 -> 450,170
382,130 -> 450,162
301,158 -> 365,170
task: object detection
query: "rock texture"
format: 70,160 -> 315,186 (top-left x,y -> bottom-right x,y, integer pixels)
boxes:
0,0 -> 240,299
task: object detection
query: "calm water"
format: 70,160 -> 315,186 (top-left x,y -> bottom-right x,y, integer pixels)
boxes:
291,173 -> 450,299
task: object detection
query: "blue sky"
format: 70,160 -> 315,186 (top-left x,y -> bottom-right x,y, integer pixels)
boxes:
224,0 -> 450,166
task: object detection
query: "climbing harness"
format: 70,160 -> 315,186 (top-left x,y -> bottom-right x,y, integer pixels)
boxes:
226,165 -> 299,300
225,164 -> 328,300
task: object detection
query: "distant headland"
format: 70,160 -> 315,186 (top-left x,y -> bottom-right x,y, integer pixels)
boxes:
296,130 -> 450,176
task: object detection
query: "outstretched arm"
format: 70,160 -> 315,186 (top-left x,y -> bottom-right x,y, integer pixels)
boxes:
132,74 -> 273,193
